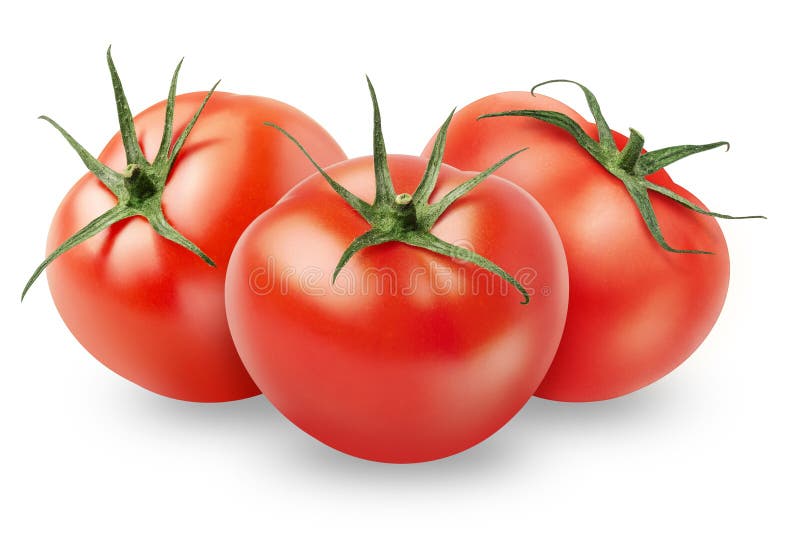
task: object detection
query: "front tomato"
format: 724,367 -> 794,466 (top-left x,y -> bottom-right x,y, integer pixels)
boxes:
26,51 -> 346,401
225,82 -> 568,462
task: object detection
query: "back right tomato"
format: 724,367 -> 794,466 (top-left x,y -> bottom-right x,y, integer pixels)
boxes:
424,81 -> 761,401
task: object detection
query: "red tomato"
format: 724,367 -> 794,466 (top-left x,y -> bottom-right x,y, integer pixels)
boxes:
33,68 -> 345,401
424,89 -> 738,401
225,155 -> 568,462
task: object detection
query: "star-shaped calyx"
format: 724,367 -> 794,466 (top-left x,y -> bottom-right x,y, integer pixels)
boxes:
23,47 -> 219,300
480,79 -> 764,254
266,77 -> 531,304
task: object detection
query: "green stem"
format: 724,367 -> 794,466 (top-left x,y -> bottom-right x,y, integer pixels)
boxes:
617,128 -> 645,174
394,193 -> 417,230
121,163 -> 157,203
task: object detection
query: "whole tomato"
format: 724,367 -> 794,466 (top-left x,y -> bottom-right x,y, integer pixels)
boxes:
424,81 -> 761,401
24,50 -> 345,401
225,81 -> 568,462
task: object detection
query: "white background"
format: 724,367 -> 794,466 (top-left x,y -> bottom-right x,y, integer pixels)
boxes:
1,1 -> 796,532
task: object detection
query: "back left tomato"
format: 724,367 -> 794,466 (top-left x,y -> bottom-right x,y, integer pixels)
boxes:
25,50 -> 346,401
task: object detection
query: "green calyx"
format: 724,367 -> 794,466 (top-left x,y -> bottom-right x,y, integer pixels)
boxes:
22,47 -> 220,300
479,79 -> 765,254
266,77 -> 530,304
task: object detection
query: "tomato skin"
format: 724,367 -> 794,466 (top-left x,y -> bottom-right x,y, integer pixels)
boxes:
45,92 -> 346,402
424,91 -> 730,401
225,155 -> 568,462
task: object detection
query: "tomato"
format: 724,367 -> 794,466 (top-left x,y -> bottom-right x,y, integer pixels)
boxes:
226,156 -> 568,462
424,82 -> 758,401
225,83 -> 568,462
26,52 -> 346,402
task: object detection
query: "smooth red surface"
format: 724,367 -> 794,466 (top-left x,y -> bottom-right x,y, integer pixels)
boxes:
225,155 -> 568,462
423,91 -> 730,401
46,92 -> 346,401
